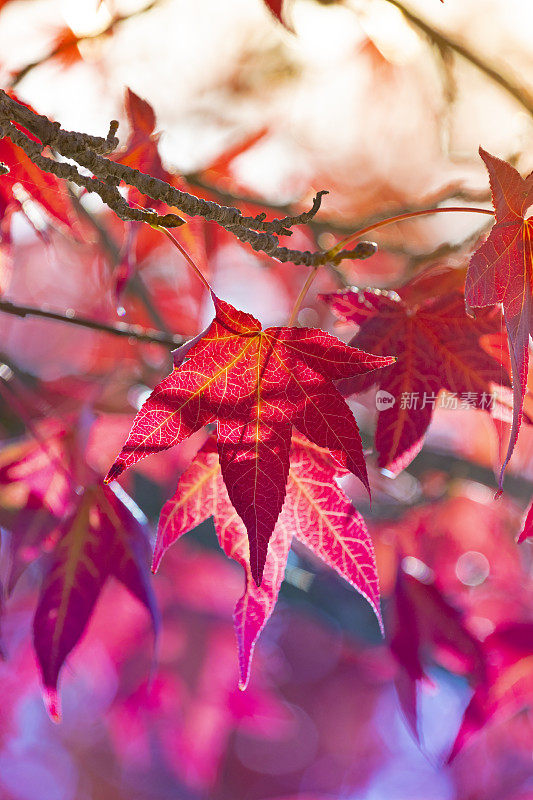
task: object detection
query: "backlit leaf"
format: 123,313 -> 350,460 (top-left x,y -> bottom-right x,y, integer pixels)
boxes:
465,148 -> 533,487
322,286 -> 509,473
154,433 -> 381,688
33,483 -> 158,720
107,293 -> 393,584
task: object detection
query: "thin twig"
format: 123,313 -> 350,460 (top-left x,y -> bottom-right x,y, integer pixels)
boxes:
0,299 -> 184,347
383,0 -> 533,117
328,206 -> 494,258
185,172 -> 492,237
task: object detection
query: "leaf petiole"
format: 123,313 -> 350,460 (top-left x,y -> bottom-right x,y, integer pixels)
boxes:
287,205 -> 496,326
150,223 -> 212,291
327,206 -> 495,259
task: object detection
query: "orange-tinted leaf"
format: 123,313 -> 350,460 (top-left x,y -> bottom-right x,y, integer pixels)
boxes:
48,26 -> 83,68
107,293 -> 393,584
465,148 -> 533,487
322,287 -> 509,473
0,122 -> 77,238
200,127 -> 268,183
154,433 -> 381,689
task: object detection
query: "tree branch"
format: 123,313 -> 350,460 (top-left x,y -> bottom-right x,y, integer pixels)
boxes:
383,0 -> 533,117
0,92 -> 380,266
0,299 -> 184,348
186,171 -> 492,239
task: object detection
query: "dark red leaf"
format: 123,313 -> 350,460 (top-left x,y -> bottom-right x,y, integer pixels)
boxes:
465,148 -> 533,487
322,286 -> 509,473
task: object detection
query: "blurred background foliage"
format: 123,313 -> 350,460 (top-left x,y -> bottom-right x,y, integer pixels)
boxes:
0,1 -> 532,799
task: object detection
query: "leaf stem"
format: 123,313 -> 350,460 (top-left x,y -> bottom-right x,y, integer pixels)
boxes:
152,225 -> 212,291
288,265 -> 320,326
288,205 -> 495,326
327,206 -> 494,258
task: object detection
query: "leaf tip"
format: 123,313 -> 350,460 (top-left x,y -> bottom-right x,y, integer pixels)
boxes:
43,687 -> 61,723
151,550 -> 162,574
249,547 -> 266,587
375,603 -> 385,638
104,461 -> 125,484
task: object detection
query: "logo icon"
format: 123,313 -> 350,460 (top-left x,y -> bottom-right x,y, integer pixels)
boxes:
376,390 -> 395,411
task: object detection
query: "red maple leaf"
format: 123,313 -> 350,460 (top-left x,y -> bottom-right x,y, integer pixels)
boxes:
106,293 -> 393,584
465,148 -> 533,486
322,286 -> 509,473
153,433 -> 381,688
117,88 -> 169,187
33,483 -> 158,721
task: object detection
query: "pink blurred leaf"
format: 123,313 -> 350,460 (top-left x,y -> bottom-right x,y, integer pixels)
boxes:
390,568 -> 486,741
33,483 -> 158,720
449,622 -> 533,760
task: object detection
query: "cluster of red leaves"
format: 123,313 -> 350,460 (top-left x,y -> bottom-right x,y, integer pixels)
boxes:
0,79 -> 531,778
373,486 -> 533,758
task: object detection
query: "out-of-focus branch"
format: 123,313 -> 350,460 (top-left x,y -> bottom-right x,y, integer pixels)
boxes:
383,0 -> 533,117
67,187 -> 175,336
0,299 -> 184,347
186,171 -> 492,238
